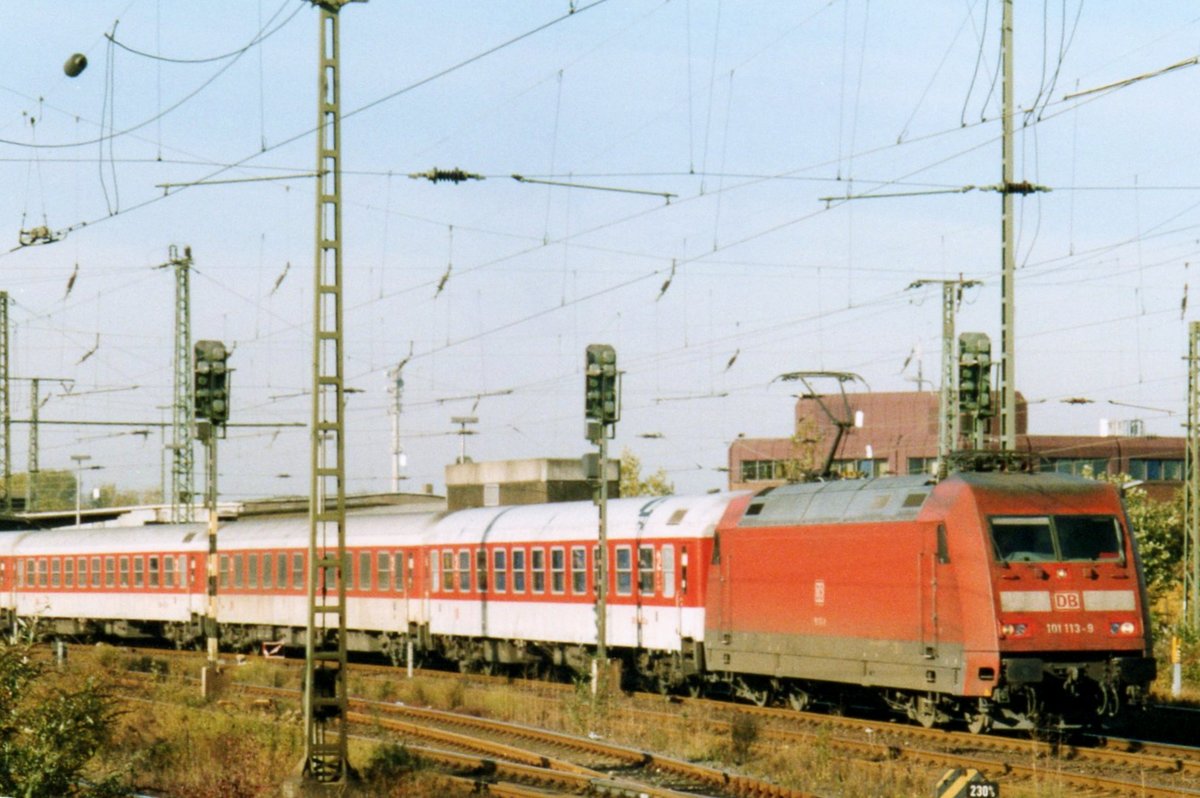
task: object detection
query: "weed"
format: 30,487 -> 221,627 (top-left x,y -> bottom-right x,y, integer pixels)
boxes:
729,712 -> 759,764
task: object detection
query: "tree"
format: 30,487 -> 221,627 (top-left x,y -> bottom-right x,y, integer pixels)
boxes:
0,644 -> 129,797
619,448 -> 674,497
1095,474 -> 1184,605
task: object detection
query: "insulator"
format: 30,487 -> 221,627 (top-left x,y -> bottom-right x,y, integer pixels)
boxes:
63,53 -> 88,78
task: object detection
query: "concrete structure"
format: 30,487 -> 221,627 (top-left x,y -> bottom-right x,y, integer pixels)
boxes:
729,391 -> 1183,500
446,457 -> 619,512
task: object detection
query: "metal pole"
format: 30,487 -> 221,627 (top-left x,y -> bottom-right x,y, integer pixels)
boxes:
999,0 -> 1017,450
26,379 -> 38,512
70,453 -> 90,525
170,246 -> 196,523
0,292 -> 9,512
597,431 -> 608,662
205,433 -> 219,667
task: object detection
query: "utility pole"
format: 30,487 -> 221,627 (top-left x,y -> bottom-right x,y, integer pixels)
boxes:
908,278 -> 980,476
165,245 -> 196,523
999,0 -> 1017,450
303,0 -> 363,787
0,291 -> 9,512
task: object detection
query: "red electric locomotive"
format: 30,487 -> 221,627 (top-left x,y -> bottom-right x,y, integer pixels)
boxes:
703,471 -> 1156,730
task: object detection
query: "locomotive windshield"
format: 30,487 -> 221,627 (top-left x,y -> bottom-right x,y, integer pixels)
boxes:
989,515 -> 1124,564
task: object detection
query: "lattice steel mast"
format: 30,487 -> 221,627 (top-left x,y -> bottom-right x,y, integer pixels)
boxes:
169,245 -> 195,523
1186,322 -> 1200,630
303,0 -> 362,784
0,292 -> 9,512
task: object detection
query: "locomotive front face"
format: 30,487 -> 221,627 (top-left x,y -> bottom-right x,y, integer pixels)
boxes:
963,475 -> 1157,726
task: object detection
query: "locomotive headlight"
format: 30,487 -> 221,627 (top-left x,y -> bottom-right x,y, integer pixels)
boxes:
1001,623 -> 1029,637
1110,621 -> 1137,635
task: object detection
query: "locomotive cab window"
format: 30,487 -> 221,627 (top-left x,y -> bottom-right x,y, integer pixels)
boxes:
989,515 -> 1124,564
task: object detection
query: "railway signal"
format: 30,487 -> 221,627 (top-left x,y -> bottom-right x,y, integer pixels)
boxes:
585,343 -> 619,443
193,340 -> 230,431
584,344 -> 620,675
958,332 -> 993,449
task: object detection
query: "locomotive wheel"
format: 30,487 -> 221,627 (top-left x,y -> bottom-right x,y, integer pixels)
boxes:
786,689 -> 811,712
966,712 -> 992,735
914,695 -> 939,728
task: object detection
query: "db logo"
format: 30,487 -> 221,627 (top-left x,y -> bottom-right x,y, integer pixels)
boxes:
1053,592 -> 1081,611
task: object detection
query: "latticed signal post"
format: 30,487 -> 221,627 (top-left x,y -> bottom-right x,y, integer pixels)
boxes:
0,291 -> 9,512
584,344 -> 620,663
958,332 -> 994,450
170,245 -> 196,523
194,340 -> 229,668
304,0 -> 364,786
1186,321 -> 1200,632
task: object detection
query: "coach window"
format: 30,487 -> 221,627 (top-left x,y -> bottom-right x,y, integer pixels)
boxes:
662,545 -> 676,598
493,549 -> 507,593
38,558 -> 47,588
248,554 -> 259,589
277,553 -> 289,589
359,552 -> 372,592
134,556 -> 145,588
475,548 -> 488,593
292,553 -> 304,591
219,555 -> 231,589
441,550 -> 454,593
64,557 -> 74,588
117,557 -> 129,588
51,558 -> 61,588
24,559 -> 34,588
92,557 -> 102,588
149,556 -> 160,588
262,553 -> 273,589
430,551 -> 440,592
233,554 -> 244,589
531,548 -> 546,594
511,548 -> 526,593
570,547 -> 587,595
164,556 -> 176,589
377,552 -> 391,591
638,545 -> 655,596
549,547 -> 566,594
615,546 -> 633,596
458,550 -> 471,593
393,552 -> 404,593
104,557 -> 115,588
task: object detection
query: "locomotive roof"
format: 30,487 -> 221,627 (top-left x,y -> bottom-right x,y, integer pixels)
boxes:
738,475 -> 935,527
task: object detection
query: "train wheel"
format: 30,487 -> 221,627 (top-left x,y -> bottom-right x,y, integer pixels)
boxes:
913,695 -> 939,728
966,712 -> 992,734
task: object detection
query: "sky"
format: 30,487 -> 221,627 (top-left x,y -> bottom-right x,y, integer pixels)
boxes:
2,1 -> 1199,502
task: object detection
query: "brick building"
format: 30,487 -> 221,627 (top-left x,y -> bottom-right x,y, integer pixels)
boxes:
728,391 -> 1183,500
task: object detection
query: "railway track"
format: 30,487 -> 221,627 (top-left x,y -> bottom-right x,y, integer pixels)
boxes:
89,644 -> 1200,796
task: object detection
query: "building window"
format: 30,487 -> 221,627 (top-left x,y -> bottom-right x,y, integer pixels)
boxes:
907,457 -> 938,476
830,458 -> 888,478
1044,457 -> 1108,477
740,459 -> 785,482
1128,458 -> 1183,481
